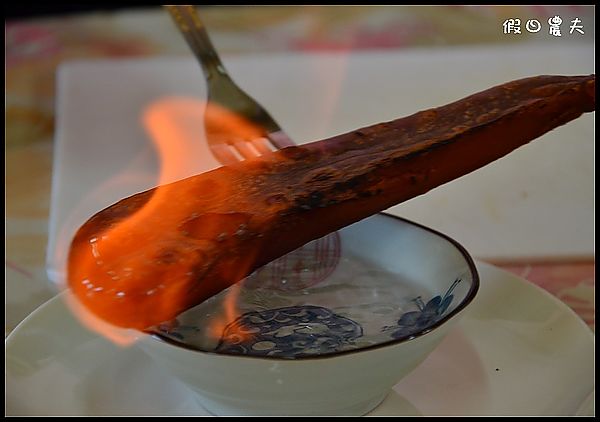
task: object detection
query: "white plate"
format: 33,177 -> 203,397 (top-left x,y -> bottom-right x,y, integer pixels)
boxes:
6,261 -> 594,416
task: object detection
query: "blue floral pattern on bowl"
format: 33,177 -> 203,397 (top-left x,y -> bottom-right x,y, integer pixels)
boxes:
383,278 -> 461,340
152,277 -> 462,359
216,305 -> 363,358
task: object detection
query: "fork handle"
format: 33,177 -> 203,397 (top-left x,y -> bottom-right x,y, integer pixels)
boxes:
165,5 -> 228,81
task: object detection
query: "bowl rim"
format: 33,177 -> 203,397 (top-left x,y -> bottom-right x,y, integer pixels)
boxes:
144,212 -> 480,361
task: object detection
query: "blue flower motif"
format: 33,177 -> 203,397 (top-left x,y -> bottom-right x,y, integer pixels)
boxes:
387,278 -> 461,340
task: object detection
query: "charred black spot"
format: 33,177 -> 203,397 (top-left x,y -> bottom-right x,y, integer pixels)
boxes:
293,190 -> 325,212
333,174 -> 367,192
309,191 -> 324,206
357,187 -> 384,198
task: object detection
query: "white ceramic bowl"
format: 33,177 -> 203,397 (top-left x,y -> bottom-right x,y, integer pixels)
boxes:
136,213 -> 479,416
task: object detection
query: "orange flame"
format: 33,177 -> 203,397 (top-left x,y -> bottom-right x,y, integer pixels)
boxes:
62,291 -> 138,347
66,97 -> 262,344
206,282 -> 251,343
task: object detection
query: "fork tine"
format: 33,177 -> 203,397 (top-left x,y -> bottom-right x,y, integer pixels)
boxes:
210,144 -> 242,165
267,130 -> 296,149
250,137 -> 275,155
233,141 -> 261,160
169,7 -> 296,161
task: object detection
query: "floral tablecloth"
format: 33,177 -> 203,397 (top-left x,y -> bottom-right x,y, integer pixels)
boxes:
5,5 -> 595,335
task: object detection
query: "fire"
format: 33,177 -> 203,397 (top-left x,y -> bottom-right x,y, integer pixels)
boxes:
65,97 -> 263,345
63,291 -> 138,346
206,282 -> 251,343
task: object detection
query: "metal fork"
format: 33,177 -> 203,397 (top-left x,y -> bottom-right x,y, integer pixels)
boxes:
166,5 -> 295,164
167,5 -> 341,288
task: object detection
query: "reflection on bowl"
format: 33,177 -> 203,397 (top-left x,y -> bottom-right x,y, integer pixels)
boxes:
136,213 -> 479,416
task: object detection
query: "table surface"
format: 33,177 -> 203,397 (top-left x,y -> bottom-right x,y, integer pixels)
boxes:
5,5 -> 595,337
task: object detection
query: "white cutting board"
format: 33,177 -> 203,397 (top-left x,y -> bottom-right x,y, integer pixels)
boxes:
47,43 -> 594,284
